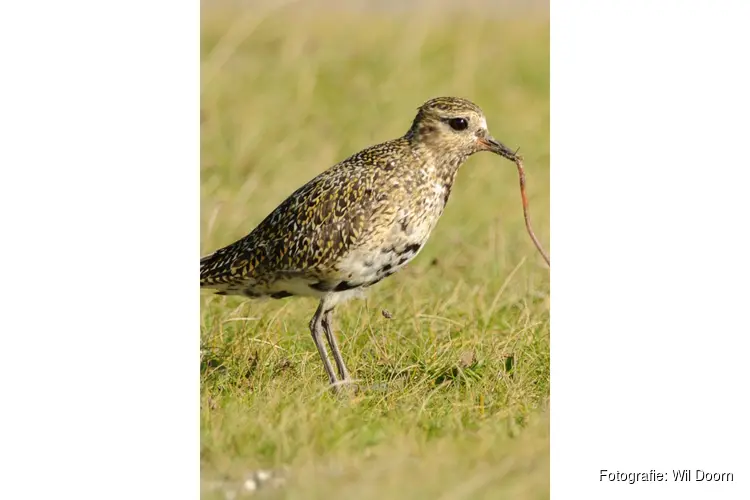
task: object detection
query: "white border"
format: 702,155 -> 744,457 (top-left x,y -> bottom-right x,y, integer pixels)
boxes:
552,0 -> 750,498
0,1 -> 199,498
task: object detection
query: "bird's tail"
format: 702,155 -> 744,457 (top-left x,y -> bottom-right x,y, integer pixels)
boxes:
200,250 -> 223,288
201,238 -> 254,290
200,251 -> 216,267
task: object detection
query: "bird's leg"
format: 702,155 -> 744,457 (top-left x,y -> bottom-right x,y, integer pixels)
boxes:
322,307 -> 351,382
309,301 -> 338,388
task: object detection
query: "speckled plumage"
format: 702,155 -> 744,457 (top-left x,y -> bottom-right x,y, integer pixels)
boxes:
201,97 -> 518,389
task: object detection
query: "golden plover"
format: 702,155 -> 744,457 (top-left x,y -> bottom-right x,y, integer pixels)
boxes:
200,97 -> 518,388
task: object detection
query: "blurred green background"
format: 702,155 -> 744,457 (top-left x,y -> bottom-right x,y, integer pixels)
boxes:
201,1 -> 549,498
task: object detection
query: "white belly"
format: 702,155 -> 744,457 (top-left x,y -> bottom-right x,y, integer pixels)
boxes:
335,205 -> 442,289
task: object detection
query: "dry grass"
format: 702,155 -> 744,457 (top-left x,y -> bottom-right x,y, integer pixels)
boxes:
201,3 -> 549,498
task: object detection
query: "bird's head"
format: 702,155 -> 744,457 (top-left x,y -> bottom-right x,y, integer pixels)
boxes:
407,96 -> 517,161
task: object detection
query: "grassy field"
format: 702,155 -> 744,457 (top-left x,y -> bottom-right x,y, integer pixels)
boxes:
201,4 -> 549,498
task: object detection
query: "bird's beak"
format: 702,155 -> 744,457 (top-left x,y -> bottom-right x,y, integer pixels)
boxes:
477,134 -> 518,161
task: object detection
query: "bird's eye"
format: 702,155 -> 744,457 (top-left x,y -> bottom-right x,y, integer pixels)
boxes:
448,117 -> 469,131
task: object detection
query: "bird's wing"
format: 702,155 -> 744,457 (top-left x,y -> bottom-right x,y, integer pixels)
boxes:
200,149 -> 401,292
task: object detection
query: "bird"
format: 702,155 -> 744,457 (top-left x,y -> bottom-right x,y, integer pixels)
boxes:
200,96 -> 518,390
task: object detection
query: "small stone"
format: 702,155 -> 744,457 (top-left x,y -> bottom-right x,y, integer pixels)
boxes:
459,350 -> 476,368
255,469 -> 272,482
243,478 -> 257,492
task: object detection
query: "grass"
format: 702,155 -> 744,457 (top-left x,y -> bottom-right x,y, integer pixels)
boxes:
201,4 -> 549,498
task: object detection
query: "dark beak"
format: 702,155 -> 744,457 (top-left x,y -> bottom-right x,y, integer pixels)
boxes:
477,135 -> 518,161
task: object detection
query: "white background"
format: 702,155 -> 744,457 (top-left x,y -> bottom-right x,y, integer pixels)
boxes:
0,1 -> 199,498
0,0 -> 748,498
552,0 -> 750,498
